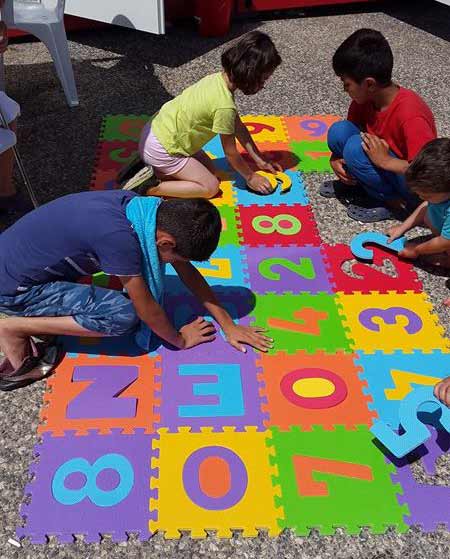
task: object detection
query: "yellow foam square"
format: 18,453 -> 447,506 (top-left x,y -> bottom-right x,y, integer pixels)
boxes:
241,115 -> 288,144
150,429 -> 281,538
337,292 -> 448,353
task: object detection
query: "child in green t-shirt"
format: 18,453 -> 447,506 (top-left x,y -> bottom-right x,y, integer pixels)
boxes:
118,31 -> 282,198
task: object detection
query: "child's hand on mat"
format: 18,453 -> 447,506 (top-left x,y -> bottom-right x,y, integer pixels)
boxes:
387,224 -> 406,243
361,133 -> 391,168
399,243 -> 419,260
256,156 -> 283,174
0,22 -> 8,55
223,324 -> 274,353
179,317 -> 216,349
434,377 -> 450,407
247,172 -> 274,195
330,156 -> 356,185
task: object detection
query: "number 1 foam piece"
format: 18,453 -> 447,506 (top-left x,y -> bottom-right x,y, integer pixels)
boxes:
350,232 -> 406,261
370,386 -> 450,458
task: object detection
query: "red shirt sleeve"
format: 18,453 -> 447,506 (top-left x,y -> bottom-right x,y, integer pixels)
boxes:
401,117 -> 436,161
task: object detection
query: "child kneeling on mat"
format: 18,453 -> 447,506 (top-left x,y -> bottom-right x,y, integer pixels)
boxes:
387,138 -> 450,306
118,31 -> 282,198
323,28 -> 437,223
0,191 -> 272,391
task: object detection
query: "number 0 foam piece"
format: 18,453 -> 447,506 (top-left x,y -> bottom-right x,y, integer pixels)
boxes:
18,430 -> 157,543
350,232 -> 406,261
370,386 -> 450,458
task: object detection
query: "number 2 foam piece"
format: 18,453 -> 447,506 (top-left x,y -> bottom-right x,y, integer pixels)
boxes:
350,232 -> 406,261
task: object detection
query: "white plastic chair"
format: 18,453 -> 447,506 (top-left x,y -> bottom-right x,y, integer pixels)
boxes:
2,0 -> 79,107
0,126 -> 15,154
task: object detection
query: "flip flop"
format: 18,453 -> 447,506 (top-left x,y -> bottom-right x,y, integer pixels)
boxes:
0,340 -> 65,392
319,180 -> 359,199
346,203 -> 394,223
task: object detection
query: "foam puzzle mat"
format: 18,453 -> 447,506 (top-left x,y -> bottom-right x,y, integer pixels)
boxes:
18,115 -> 450,543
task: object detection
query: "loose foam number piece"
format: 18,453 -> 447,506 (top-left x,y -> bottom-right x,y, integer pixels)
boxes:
370,386 -> 450,458
350,232 -> 406,261
256,171 -> 292,194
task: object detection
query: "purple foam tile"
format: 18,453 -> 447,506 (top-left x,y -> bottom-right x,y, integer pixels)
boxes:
18,430 -> 155,543
243,246 -> 332,294
158,334 -> 265,431
391,427 -> 450,531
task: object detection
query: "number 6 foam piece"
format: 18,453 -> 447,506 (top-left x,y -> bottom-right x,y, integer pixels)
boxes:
370,386 -> 450,458
350,232 -> 406,261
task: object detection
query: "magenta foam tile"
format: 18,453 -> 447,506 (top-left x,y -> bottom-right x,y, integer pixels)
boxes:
18,430 -> 156,543
158,334 -> 265,432
243,245 -> 332,294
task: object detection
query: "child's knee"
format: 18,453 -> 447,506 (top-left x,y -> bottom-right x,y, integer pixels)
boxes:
113,309 -> 140,336
203,176 -> 220,198
327,120 -> 359,154
342,134 -> 366,168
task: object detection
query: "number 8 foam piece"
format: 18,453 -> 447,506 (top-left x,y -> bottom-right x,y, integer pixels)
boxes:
17,430 -> 156,543
370,386 -> 450,458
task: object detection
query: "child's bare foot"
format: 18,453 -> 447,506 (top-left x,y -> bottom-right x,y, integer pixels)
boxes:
0,320 -> 31,370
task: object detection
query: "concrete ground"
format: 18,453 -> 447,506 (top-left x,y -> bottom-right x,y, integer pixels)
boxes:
0,0 -> 449,556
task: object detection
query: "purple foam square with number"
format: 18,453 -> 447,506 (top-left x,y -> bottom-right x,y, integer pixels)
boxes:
158,334 -> 265,431
244,245 -> 332,294
18,430 -> 155,543
391,426 -> 450,531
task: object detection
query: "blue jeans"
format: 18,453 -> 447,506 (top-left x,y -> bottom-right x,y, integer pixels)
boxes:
327,120 -> 410,202
0,282 -> 139,336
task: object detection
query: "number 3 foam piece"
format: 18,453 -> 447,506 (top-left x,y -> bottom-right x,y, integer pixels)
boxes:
370,386 -> 450,458
350,232 -> 406,261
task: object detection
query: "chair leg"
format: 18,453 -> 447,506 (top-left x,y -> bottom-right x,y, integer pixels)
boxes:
47,22 -> 79,108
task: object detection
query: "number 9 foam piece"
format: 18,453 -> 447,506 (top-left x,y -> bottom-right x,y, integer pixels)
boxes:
350,232 -> 406,261
370,386 -> 450,458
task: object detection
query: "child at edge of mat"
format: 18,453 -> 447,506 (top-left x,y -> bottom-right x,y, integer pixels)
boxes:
386,138 -> 450,306
117,30 -> 283,198
0,191 -> 272,392
435,377 -> 450,407
322,28 -> 437,223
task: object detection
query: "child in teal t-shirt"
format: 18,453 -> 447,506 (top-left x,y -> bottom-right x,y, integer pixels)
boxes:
387,138 -> 450,303
118,31 -> 282,198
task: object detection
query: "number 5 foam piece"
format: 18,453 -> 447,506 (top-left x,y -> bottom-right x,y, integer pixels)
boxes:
370,386 -> 450,458
350,232 -> 406,261
150,428 -> 282,538
250,293 -> 351,354
257,351 -> 376,430
336,292 -> 449,353
244,245 -> 333,294
238,204 -> 321,247
18,430 -> 156,543
268,425 -> 409,535
355,350 -> 450,427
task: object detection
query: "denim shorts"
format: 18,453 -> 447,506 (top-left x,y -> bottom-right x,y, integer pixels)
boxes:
0,281 -> 139,336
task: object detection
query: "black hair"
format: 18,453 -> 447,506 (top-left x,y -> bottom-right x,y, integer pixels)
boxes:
156,198 -> 221,261
332,28 -> 393,86
405,138 -> 450,194
221,31 -> 281,95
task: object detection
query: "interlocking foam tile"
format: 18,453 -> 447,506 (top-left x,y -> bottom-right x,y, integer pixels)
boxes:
157,333 -> 265,432
355,350 -> 450,427
238,204 -> 321,247
249,292 -> 352,354
323,244 -> 423,294
336,292 -> 449,353
18,430 -> 156,543
39,353 -> 161,436
237,141 -> 300,171
204,134 -> 225,159
210,177 -> 238,208
90,169 -> 118,191
243,245 -> 333,294
257,351 -> 376,430
166,245 -> 249,293
96,140 -> 139,172
234,169 -> 309,207
290,140 -> 332,173
390,426 -> 450,531
241,115 -> 289,143
268,425 -> 409,535
282,115 -> 342,143
217,205 -> 242,247
150,428 -> 281,538
101,114 -> 154,142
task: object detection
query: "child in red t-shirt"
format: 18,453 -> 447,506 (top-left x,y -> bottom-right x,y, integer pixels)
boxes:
322,28 -> 437,222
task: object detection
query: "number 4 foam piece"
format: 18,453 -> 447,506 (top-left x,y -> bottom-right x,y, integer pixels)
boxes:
350,232 -> 405,261
370,386 -> 450,458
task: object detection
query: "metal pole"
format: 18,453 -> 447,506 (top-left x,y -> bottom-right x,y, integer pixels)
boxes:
0,103 -> 39,208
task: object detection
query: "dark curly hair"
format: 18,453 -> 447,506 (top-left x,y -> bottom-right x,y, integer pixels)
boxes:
221,31 -> 281,95
406,139 -> 450,194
